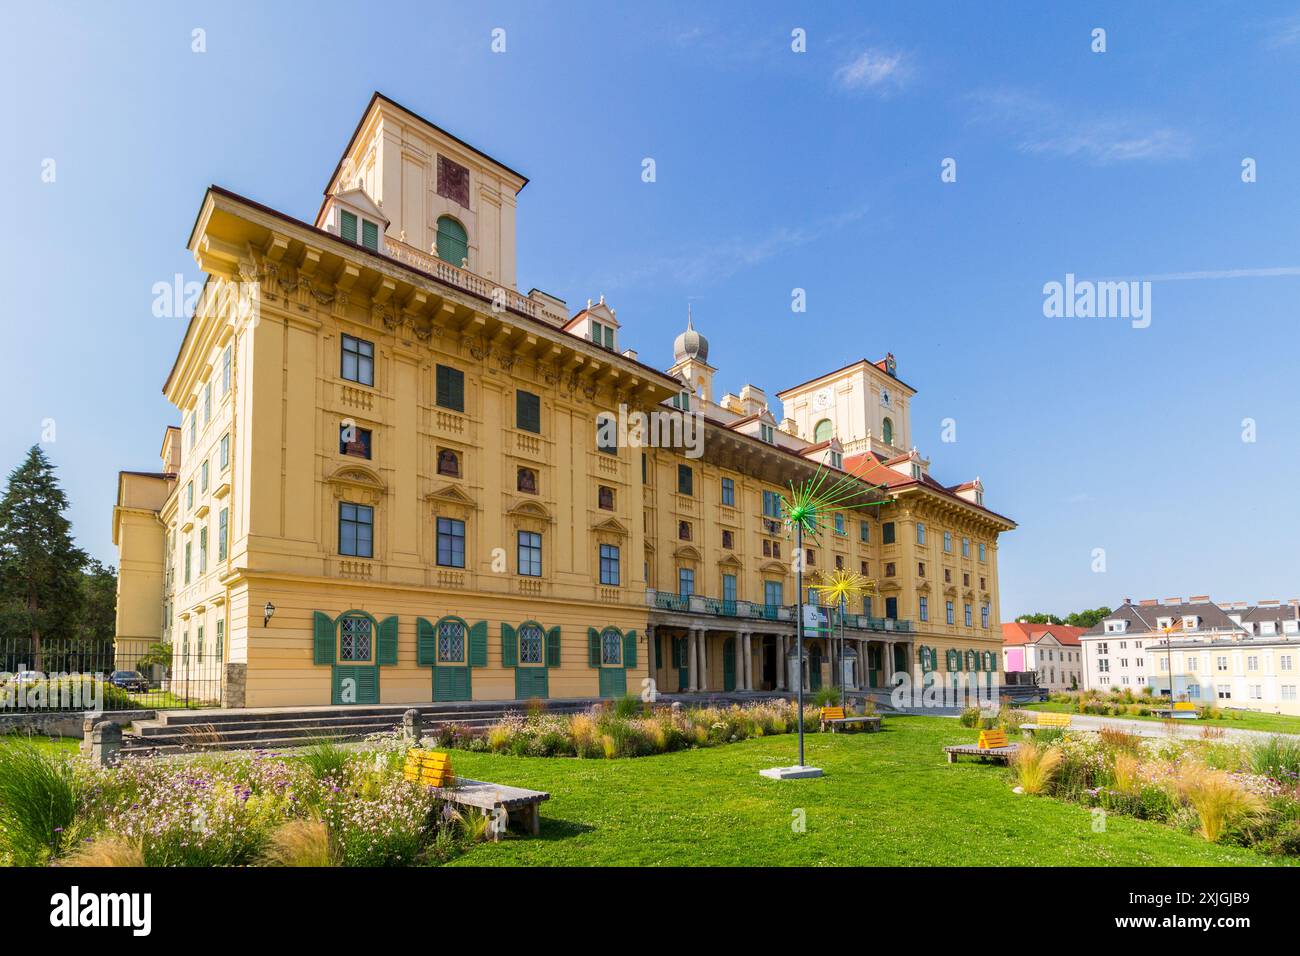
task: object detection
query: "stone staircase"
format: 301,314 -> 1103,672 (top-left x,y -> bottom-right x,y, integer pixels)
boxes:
121,699 -> 595,754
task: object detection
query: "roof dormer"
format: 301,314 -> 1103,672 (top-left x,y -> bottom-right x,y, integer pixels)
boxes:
565,296 -> 621,352
322,186 -> 389,253
1103,618 -> 1128,634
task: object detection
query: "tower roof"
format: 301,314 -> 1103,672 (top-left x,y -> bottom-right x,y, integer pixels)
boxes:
673,310 -> 709,363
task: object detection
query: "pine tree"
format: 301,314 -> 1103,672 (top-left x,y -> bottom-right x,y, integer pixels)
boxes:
0,446 -> 88,671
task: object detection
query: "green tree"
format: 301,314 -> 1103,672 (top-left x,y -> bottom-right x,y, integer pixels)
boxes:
0,446 -> 88,670
1064,606 -> 1112,629
78,559 -> 117,645
1016,612 -> 1064,625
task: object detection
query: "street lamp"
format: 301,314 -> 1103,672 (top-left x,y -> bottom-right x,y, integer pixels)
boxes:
263,602 -> 276,627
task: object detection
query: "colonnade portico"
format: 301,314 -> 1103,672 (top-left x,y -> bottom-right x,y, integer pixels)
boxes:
647,617 -> 913,695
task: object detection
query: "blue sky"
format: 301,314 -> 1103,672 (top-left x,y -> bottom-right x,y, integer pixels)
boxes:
2,1 -> 1298,617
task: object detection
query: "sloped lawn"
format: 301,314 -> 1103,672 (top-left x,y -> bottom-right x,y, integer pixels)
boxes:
445,715 -> 1291,866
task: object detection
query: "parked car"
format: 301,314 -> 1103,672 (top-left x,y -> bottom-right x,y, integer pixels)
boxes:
109,670 -> 149,693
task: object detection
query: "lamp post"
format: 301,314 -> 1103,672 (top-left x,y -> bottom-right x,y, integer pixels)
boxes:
795,521 -> 806,768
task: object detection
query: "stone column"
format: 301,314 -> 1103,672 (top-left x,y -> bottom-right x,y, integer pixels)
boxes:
777,634 -> 787,690
89,721 -> 122,768
401,708 -> 423,743
742,632 -> 754,690
698,630 -> 709,691
687,629 -> 698,691
733,633 -> 745,692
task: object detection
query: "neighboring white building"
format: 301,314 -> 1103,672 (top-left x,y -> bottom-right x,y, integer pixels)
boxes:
1002,622 -> 1085,692
1080,596 -> 1300,715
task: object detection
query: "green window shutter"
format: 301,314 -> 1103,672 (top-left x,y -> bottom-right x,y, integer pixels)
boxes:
416,617 -> 437,666
588,628 -> 601,668
545,626 -> 561,667
501,623 -> 518,668
469,621 -> 488,667
436,365 -> 465,412
377,615 -> 399,666
355,665 -> 379,703
361,219 -> 379,251
313,611 -> 335,664
339,210 -> 357,243
622,630 -> 637,669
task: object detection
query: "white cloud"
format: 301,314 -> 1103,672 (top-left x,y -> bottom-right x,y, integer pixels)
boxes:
967,88 -> 1191,164
1107,266 -> 1300,282
834,48 -> 910,94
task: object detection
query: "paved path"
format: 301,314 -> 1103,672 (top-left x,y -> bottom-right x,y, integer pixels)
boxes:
1018,710 -> 1300,744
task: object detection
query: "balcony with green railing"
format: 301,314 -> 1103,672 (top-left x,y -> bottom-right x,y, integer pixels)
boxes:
645,590 -> 912,633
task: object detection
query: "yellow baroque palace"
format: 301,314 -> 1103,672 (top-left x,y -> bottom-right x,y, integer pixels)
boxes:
112,93 -> 1015,708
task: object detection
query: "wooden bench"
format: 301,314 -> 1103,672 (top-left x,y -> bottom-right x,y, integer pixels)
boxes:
943,728 -> 1019,765
819,705 -> 882,734
1022,711 -> 1072,733
405,749 -> 551,836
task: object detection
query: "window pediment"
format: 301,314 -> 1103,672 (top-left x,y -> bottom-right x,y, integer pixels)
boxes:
328,464 -> 386,504
591,516 -> 628,536
717,553 -> 743,569
758,558 -> 788,574
507,498 -> 553,523
673,544 -> 703,561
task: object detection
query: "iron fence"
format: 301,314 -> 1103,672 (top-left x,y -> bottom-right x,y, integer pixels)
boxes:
0,637 -> 222,712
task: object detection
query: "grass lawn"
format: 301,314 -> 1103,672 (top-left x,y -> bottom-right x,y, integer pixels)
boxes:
1,733 -> 80,754
444,715 -> 1290,866
1023,701 -> 1300,736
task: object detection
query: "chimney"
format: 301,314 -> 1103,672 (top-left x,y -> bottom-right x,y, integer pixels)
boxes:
1122,597 -> 1131,605
1140,599 -> 1158,606
621,348 -> 638,361
1164,597 -> 1183,605
1189,595 -> 1210,603
1260,599 -> 1281,606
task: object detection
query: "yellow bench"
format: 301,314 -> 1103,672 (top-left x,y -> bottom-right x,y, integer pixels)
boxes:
1173,702 -> 1197,712
977,729 -> 1008,749
819,705 -> 882,733
404,749 -> 455,788
944,727 -> 1017,763
1038,712 -> 1072,728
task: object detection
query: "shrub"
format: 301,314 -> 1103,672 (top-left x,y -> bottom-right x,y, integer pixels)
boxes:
1249,736 -> 1300,780
859,697 -> 878,717
59,835 -> 145,867
996,705 -> 1024,733
1098,727 -> 1142,756
958,706 -> 982,728
1176,764 -> 1264,843
299,739 -> 352,780
0,737 -> 86,865
611,694 -> 642,719
258,819 -> 337,867
1012,742 -> 1063,795
812,687 -> 841,709
1111,752 -> 1141,796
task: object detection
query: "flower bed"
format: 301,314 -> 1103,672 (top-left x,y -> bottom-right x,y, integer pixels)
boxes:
426,697 -> 861,759
0,735 -> 478,867
1005,729 -> 1300,857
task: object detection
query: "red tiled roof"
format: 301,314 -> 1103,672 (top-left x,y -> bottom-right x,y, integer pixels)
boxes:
1002,622 -> 1085,647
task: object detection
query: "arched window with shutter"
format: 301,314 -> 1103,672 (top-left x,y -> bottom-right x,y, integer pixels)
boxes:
436,215 -> 468,266
882,417 -> 894,446
813,418 -> 833,442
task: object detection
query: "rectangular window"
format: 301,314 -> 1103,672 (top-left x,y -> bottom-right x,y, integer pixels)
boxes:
341,335 -> 374,386
759,423 -> 774,443
882,522 -> 895,545
218,508 -> 228,561
764,580 -> 783,607
203,382 -> 212,426
863,596 -> 873,617
1283,686 -> 1297,701
978,542 -> 986,562
216,620 -> 224,661
885,597 -> 898,619
200,460 -> 209,492
678,568 -> 695,597
964,603 -> 973,627
946,601 -> 954,625
339,424 -> 372,458
761,490 -> 782,518
517,531 -> 543,577
677,464 -> 693,496
339,503 -> 374,558
596,414 -> 618,454
834,513 -> 846,535
860,521 -> 870,543
188,414 -> 196,448
436,517 -> 466,568
199,527 -> 208,573
722,573 -> 737,603
599,544 -> 620,585
184,542 -> 191,584
919,597 -> 929,622
516,390 -> 541,433
961,537 -> 970,557
943,531 -> 952,552
916,522 -> 926,545
981,603 -> 990,628
435,364 -> 465,412
222,345 -> 232,394
219,433 -> 230,471
721,477 -> 735,506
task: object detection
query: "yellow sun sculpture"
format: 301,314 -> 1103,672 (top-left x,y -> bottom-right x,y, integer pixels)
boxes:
810,569 -> 874,609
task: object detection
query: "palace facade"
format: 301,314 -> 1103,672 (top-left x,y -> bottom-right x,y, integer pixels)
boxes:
112,92 -> 1015,708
